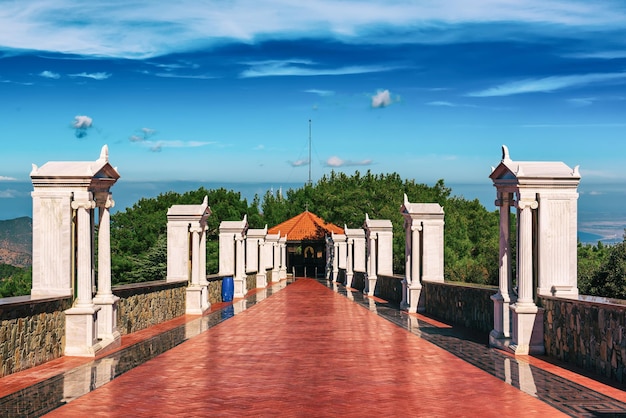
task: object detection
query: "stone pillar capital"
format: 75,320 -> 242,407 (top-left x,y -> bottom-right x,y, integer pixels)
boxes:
517,199 -> 538,210
411,224 -> 422,232
71,199 -> 96,210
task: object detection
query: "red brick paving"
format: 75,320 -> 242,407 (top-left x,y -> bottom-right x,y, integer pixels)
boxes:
44,279 -> 563,417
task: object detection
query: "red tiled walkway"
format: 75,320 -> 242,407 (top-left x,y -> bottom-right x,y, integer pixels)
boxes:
44,279 -> 562,417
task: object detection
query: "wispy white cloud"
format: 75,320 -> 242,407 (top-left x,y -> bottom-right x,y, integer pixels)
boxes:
289,158 -> 310,167
565,50 -> 626,60
0,176 -> 17,181
151,72 -> 216,79
325,156 -> 372,167
426,100 -> 477,108
0,1 -> 624,58
468,72 -> 626,97
304,89 -> 335,97
0,189 -> 20,198
241,60 -> 399,78
567,97 -> 596,106
139,140 -> 216,152
69,72 -> 111,80
39,70 -> 60,79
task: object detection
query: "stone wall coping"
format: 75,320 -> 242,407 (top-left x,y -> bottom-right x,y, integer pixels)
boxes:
113,279 -> 187,298
541,294 -> 626,309
426,280 -> 498,291
0,294 -> 71,308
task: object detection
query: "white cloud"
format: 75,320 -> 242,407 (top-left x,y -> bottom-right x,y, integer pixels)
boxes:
371,89 -> 392,108
137,140 -> 216,152
468,72 -> 626,97
69,72 -> 111,80
241,60 -> 399,78
0,176 -> 16,181
0,189 -> 20,198
565,50 -> 626,60
304,89 -> 335,97
39,70 -> 60,79
325,156 -> 372,167
568,97 -> 596,106
0,1 -> 624,59
73,115 -> 93,129
290,158 -> 310,167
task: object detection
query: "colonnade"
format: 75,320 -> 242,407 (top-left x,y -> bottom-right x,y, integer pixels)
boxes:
31,145 -> 121,356
489,145 -> 580,355
218,220 -> 287,298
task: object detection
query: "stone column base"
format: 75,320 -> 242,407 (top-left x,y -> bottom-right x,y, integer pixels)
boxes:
367,276 -> 377,297
408,284 -> 424,313
345,272 -> 354,288
256,273 -> 267,288
93,294 -> 122,349
509,303 -> 545,355
234,277 -> 246,298
186,285 -> 209,315
64,305 -> 103,357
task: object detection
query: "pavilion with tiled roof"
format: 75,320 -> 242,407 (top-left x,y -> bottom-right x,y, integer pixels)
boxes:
268,211 -> 344,277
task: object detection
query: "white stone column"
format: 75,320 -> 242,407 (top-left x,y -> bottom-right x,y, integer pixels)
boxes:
346,238 -> 354,288
256,236 -> 267,288
93,192 -> 121,346
279,236 -> 287,280
234,235 -> 246,297
408,224 -> 422,313
516,198 -> 537,307
73,195 -> 96,308
366,235 -> 377,296
200,225 -> 207,286
186,225 -> 208,314
65,193 -> 101,356
490,192 -> 513,342
332,240 -> 340,282
509,197 -> 544,355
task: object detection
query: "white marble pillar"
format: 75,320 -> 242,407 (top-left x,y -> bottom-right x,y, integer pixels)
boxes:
256,237 -> 267,288
93,192 -> 121,345
200,225 -> 208,286
366,235 -> 377,296
234,236 -> 246,298
65,193 -> 101,356
186,226 -> 209,314
490,192 -> 514,342
346,238 -> 354,288
408,224 -> 422,313
517,199 -> 537,307
279,236 -> 287,280
510,197 -> 544,355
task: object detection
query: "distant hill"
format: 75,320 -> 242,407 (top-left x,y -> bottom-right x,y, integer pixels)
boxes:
0,217 -> 32,267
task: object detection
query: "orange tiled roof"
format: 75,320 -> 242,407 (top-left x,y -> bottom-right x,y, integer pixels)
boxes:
268,211 -> 344,241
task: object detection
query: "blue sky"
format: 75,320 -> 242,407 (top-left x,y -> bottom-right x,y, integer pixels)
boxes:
1,1 -> 626,191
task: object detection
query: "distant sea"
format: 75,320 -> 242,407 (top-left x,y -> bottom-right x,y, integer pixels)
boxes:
1,180 -> 625,245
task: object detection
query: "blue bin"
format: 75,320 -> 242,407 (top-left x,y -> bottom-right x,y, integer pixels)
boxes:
222,276 -> 234,302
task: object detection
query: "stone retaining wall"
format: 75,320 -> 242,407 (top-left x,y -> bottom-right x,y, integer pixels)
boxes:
0,296 -> 71,378
541,296 -> 626,384
375,275 -> 403,305
114,280 -> 187,335
351,271 -> 366,292
423,281 -> 496,334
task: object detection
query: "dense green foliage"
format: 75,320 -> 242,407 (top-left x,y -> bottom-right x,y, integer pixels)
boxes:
111,187 -> 263,285
0,264 -> 32,297
110,171 -> 501,286
577,237 -> 626,299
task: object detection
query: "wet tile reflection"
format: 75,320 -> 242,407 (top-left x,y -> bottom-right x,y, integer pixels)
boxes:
322,279 -> 626,416
0,279 -> 294,417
